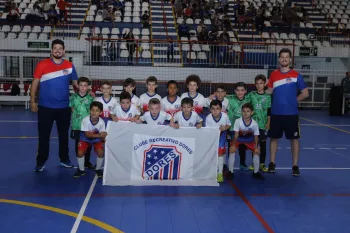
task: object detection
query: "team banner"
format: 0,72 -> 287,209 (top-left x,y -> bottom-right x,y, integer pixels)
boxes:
103,122 -> 219,186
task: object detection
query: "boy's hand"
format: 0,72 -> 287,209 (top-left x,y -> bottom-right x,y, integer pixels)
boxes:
170,121 -> 177,128
136,119 -> 143,124
130,117 -> 138,122
89,91 -> 96,98
229,146 -> 236,154
112,116 -> 119,122
100,132 -> 107,138
265,123 -> 270,130
254,147 -> 260,155
219,125 -> 226,132
208,94 -> 216,100
196,124 -> 202,129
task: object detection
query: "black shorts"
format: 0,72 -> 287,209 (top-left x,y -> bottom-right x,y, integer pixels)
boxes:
259,129 -> 267,141
268,115 -> 300,139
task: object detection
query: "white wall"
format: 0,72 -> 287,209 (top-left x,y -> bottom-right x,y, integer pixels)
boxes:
294,57 -> 348,71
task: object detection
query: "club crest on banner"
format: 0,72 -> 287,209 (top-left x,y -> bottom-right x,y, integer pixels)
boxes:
142,145 -> 182,180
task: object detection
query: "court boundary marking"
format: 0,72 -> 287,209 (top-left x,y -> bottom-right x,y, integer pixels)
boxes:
228,181 -> 275,233
0,198 -> 123,233
300,117 -> 350,134
71,175 -> 98,233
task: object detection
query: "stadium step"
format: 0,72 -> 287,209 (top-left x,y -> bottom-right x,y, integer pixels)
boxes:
150,1 -> 180,66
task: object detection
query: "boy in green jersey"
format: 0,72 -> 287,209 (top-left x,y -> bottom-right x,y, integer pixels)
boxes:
227,82 -> 251,170
248,75 -> 271,172
69,77 -> 95,169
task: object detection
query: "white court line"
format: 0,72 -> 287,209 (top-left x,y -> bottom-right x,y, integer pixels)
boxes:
233,167 -> 350,170
300,124 -> 350,127
302,147 -> 315,150
70,175 -> 98,233
335,148 -> 347,150
319,148 -> 331,150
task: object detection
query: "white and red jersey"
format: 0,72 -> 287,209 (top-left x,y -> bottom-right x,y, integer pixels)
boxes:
174,111 -> 202,127
206,97 -> 229,113
111,105 -> 140,121
140,111 -> 172,125
180,92 -> 207,116
161,96 -> 181,117
131,94 -> 141,109
80,116 -> 106,143
233,117 -> 260,143
140,93 -> 162,112
205,112 -> 231,128
94,96 -> 119,119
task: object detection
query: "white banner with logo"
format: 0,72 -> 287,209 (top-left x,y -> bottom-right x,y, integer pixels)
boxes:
103,122 -> 219,186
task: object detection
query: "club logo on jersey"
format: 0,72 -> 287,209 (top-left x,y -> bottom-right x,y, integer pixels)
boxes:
261,97 -> 266,103
142,145 -> 182,180
128,113 -> 132,118
194,101 -> 198,106
157,122 -> 162,125
108,106 -> 113,110
63,70 -> 69,75
286,78 -> 292,83
189,123 -> 194,127
174,105 -> 180,109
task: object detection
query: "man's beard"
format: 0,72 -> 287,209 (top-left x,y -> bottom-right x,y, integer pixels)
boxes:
52,54 -> 62,59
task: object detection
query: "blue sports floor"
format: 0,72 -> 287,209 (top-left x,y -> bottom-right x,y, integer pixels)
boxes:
0,107 -> 349,233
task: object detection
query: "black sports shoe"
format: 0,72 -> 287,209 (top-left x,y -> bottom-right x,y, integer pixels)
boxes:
252,172 -> 265,180
95,169 -> 103,178
292,165 -> 300,177
85,162 -> 96,170
73,169 -> 86,178
268,162 -> 276,173
223,164 -> 229,173
226,171 -> 234,180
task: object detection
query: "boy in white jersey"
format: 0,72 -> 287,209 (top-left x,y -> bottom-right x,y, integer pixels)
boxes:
205,100 -> 231,183
74,102 -> 107,178
180,75 -> 207,119
138,98 -> 176,126
207,84 -> 229,113
123,78 -> 141,110
94,81 -> 119,125
111,91 -> 140,122
161,80 -> 181,117
228,103 -> 264,180
140,76 -> 162,113
174,98 -> 202,128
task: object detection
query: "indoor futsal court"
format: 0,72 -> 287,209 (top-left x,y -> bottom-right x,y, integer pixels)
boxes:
0,107 -> 349,233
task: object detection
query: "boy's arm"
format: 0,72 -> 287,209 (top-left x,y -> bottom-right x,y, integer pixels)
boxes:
130,115 -> 140,122
110,114 -> 118,122
196,121 -> 202,129
229,131 -> 239,153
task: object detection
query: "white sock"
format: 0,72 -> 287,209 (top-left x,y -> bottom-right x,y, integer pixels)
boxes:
218,156 -> 224,174
228,153 -> 235,172
223,153 -> 227,165
253,154 -> 259,173
96,157 -> 104,170
77,157 -> 85,171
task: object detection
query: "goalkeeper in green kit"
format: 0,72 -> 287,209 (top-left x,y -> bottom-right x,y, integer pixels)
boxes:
227,82 -> 251,170
69,77 -> 95,169
247,75 -> 271,172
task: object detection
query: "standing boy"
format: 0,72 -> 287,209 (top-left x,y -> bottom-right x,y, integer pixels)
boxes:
94,81 -> 119,124
140,76 -> 162,113
228,103 -> 264,180
74,102 -> 107,178
69,77 -> 95,169
161,80 -> 181,117
248,75 -> 271,172
205,100 -> 231,183
123,78 -> 141,110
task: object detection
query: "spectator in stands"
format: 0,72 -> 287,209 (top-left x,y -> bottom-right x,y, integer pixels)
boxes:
26,3 -> 45,22
178,21 -> 189,38
6,2 -> 20,22
47,5 -> 58,25
237,1 -> 246,30
174,0 -> 182,17
167,38 -> 174,62
113,0 -> 124,19
5,0 -> 13,13
57,0 -> 72,23
341,72 -> 350,97
255,10 -> 265,34
198,28 -> 208,42
102,6 -> 116,26
92,0 -> 102,10
141,11 -> 150,28
31,39 -> 78,172
123,31 -> 135,64
183,4 -> 193,19
196,20 -> 206,34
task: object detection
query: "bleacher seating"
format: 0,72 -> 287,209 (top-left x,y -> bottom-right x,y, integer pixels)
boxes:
0,84 -> 31,109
